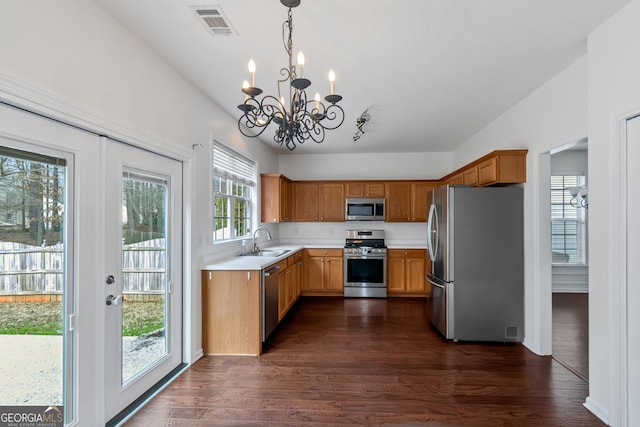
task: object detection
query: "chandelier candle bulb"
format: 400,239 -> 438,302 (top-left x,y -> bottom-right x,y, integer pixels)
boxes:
314,92 -> 321,111
328,70 -> 336,94
242,80 -> 250,101
297,51 -> 305,77
248,59 -> 256,87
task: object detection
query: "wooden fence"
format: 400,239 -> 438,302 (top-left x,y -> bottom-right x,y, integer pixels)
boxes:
0,239 -> 166,297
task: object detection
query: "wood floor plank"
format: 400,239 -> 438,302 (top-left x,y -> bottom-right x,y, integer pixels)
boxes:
125,297 -> 603,426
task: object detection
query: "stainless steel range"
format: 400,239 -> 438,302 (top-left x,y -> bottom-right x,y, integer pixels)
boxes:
343,229 -> 387,298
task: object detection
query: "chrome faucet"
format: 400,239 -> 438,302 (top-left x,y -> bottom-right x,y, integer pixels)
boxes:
252,227 -> 272,253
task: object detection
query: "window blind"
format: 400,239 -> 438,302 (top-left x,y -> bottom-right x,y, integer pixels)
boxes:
212,142 -> 255,186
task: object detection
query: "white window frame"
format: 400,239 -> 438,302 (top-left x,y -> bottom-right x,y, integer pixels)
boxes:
211,141 -> 256,243
550,174 -> 587,264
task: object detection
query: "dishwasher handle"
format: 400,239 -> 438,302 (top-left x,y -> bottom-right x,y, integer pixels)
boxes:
264,265 -> 281,276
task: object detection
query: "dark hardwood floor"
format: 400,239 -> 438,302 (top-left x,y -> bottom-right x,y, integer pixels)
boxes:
552,293 -> 589,381
125,297 -> 603,426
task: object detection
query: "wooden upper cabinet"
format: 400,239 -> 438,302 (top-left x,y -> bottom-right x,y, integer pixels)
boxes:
448,172 -> 464,185
463,167 -> 478,187
386,181 -> 438,222
293,182 -> 344,222
345,182 -> 385,197
320,183 -> 345,221
261,174 -> 292,223
442,150 -> 527,188
385,183 -> 412,222
293,182 -> 320,221
412,182 -> 437,222
476,152 -> 526,186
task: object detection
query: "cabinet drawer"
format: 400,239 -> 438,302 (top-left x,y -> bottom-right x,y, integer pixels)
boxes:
388,249 -> 425,258
306,248 -> 343,257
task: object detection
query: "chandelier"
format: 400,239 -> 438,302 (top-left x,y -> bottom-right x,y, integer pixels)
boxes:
237,0 -> 344,151
566,185 -> 588,209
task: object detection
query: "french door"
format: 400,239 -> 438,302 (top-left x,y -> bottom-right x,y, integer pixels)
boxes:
103,140 -> 183,421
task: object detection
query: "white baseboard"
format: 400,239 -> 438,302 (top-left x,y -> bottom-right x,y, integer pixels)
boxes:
584,396 -> 610,426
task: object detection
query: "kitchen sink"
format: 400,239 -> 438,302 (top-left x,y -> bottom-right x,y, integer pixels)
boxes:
240,249 -> 291,257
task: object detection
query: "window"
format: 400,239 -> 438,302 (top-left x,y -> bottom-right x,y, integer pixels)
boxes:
551,175 -> 587,264
212,142 -> 256,242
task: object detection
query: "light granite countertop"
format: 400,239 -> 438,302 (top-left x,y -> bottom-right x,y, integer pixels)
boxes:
203,242 -> 427,271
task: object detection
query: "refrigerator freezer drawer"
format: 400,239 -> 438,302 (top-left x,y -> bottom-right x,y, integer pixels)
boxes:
427,274 -> 453,339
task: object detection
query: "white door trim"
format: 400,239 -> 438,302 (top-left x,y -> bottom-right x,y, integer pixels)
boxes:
0,72 -> 196,424
607,107 -> 640,427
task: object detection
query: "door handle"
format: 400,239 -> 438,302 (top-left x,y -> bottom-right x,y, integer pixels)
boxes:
106,294 -> 123,306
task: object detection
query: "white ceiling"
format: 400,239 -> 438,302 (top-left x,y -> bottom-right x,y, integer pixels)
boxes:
94,0 -> 629,155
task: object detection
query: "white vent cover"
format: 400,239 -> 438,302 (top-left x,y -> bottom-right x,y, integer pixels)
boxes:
191,5 -> 237,37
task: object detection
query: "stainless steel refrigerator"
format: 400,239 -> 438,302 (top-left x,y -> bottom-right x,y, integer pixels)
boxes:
426,185 -> 524,342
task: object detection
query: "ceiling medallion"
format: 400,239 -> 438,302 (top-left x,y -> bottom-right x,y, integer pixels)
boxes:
237,0 -> 344,151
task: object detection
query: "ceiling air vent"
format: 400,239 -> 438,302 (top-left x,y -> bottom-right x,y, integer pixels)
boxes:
191,5 -> 237,37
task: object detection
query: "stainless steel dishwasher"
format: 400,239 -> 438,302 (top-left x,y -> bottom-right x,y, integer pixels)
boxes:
261,264 -> 280,342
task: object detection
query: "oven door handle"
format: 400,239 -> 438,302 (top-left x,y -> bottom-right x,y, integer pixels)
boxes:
344,255 -> 387,259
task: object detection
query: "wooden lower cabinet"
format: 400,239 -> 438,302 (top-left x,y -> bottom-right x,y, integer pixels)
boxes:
202,270 -> 261,355
387,249 -> 427,295
278,253 -> 303,320
303,248 -> 343,295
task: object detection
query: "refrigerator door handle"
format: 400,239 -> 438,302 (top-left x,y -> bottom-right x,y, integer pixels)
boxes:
427,203 -> 438,263
426,274 -> 445,289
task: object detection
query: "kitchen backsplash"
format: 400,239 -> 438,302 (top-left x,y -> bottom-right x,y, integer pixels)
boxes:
278,221 -> 427,247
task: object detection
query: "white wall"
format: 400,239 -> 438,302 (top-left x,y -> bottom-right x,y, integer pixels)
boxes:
278,152 -> 452,180
588,0 -> 640,423
0,1 -> 278,424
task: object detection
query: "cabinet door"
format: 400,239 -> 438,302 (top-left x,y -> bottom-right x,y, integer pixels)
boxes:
320,183 -> 344,221
478,157 -> 498,186
278,269 -> 288,320
387,256 -> 406,291
280,178 -> 292,221
463,167 -> 478,187
325,257 -> 344,291
261,175 -> 286,223
294,183 -> 319,221
412,182 -> 436,222
346,183 -> 366,197
385,183 -> 412,222
406,257 -> 426,292
305,256 -> 325,291
448,172 -> 464,185
365,183 -> 386,197
345,182 -> 385,197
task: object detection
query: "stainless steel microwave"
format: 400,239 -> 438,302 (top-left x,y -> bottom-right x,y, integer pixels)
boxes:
345,198 -> 385,221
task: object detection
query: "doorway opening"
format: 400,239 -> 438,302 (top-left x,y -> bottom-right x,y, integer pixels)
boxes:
549,138 -> 589,380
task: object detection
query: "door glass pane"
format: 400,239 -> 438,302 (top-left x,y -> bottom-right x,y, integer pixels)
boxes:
121,172 -> 168,383
0,147 -> 69,420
